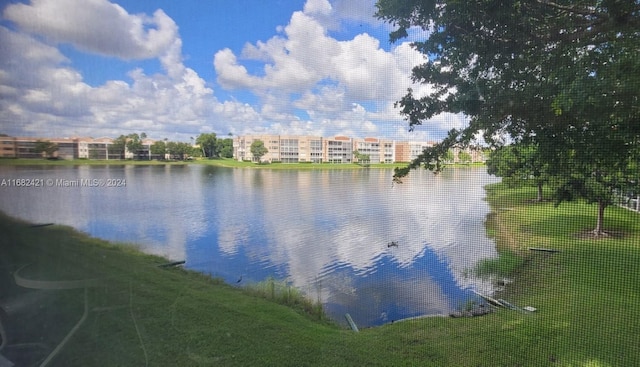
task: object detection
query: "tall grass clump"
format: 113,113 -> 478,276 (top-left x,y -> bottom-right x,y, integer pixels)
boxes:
243,277 -> 326,321
473,250 -> 525,278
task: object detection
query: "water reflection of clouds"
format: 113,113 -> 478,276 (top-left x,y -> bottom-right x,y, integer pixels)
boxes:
215,168 -> 500,325
250,169 -> 499,292
0,165 -> 499,326
0,165 -> 209,262
320,249 -> 459,326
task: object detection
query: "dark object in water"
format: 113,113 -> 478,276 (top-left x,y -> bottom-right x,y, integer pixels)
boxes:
29,223 -> 54,228
157,260 -> 186,268
387,241 -> 398,248
528,247 -> 560,253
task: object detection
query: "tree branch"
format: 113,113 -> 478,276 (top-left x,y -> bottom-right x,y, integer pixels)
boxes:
535,0 -> 598,17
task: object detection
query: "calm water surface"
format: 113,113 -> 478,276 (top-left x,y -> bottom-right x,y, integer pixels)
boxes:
0,165 -> 499,327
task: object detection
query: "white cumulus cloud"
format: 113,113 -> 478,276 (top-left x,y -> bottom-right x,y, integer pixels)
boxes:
3,0 -> 178,60
0,0 -> 461,142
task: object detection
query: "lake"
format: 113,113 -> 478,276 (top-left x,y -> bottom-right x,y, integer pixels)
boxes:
0,164 -> 499,327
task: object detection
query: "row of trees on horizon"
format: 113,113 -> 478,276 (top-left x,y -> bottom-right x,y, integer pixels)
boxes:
107,132 -> 234,160
25,132 -> 234,160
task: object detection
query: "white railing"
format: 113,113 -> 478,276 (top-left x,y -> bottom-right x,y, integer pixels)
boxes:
617,195 -> 640,212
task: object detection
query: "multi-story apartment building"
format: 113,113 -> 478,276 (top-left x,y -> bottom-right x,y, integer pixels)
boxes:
0,136 -> 156,160
234,134 -> 280,163
234,135 -> 326,163
352,137 -> 396,163
0,136 -> 81,159
1,134 -> 485,164
234,135 -> 438,164
394,141 -> 437,163
80,137 -> 115,159
324,136 -> 353,163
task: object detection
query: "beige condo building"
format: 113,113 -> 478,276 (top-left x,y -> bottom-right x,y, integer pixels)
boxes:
233,135 -> 447,164
0,134 -> 485,164
0,136 -> 156,160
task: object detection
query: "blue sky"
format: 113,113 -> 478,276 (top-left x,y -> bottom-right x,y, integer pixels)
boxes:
0,0 -> 466,141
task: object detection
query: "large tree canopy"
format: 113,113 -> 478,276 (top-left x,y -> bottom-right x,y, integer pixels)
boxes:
377,0 -> 640,234
376,0 -> 639,162
196,133 -> 218,158
487,143 -> 550,201
250,140 -> 268,162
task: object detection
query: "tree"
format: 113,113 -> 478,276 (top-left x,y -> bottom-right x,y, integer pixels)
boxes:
457,151 -> 472,164
549,122 -> 635,235
250,140 -> 268,163
150,140 -> 166,158
165,141 -> 194,160
353,150 -> 371,166
125,133 -> 143,159
34,140 -> 58,158
111,135 -> 127,159
196,133 -> 218,158
442,149 -> 454,164
218,138 -> 234,158
376,0 -> 640,235
487,143 -> 550,202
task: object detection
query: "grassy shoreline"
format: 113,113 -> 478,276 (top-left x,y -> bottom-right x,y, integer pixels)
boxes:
1,183 -> 638,366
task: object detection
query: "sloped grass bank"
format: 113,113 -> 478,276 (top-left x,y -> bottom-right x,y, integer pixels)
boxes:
0,215 -> 349,366
1,182 -> 639,366
483,183 -> 640,366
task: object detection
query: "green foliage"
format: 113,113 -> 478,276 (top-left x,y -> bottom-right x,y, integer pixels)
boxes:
125,133 -> 143,156
110,135 -> 127,159
377,0 -> 640,231
217,138 -> 234,158
111,133 -> 147,159
474,251 -> 524,278
33,140 -> 58,157
243,277 -> 325,321
196,133 -> 217,158
442,149 -> 454,163
165,141 -> 193,160
487,143 -> 550,201
250,139 -> 268,162
149,140 -> 166,155
457,150 -> 471,164
353,150 -> 370,166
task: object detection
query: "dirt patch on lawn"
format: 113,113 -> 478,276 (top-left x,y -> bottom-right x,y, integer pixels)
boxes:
573,229 -> 626,240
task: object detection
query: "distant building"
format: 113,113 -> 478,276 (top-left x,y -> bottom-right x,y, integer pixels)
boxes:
0,135 -> 159,160
233,135 -> 440,164
0,133 -> 486,164
324,136 -> 353,163
232,135 -> 487,164
234,135 -> 326,163
0,136 -> 80,159
394,141 -> 436,163
352,137 -> 395,164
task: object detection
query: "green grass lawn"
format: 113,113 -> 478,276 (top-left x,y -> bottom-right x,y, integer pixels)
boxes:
0,157 -> 482,171
0,157 -> 401,170
1,183 -> 638,366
